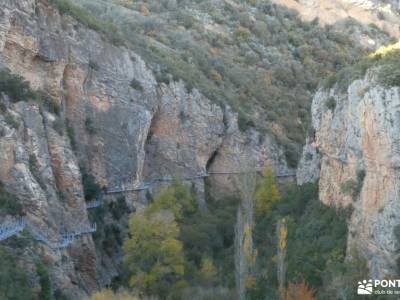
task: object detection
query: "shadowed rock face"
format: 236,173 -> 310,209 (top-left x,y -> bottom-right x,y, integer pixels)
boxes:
299,69 -> 400,278
0,0 -> 292,297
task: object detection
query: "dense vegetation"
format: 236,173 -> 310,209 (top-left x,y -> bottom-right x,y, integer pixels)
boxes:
0,182 -> 23,216
0,246 -> 36,300
324,43 -> 400,91
123,180 -> 238,299
50,0 -> 391,167
249,182 -> 365,300
116,172 -> 364,299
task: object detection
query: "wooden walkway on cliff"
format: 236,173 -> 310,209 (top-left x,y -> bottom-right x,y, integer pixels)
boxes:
0,217 -> 97,250
104,170 -> 296,195
0,169 -> 295,248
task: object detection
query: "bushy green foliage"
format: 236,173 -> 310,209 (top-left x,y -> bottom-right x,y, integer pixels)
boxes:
130,79 -> 144,92
377,49 -> 400,87
325,97 -> 336,111
66,120 -> 77,151
340,169 -> 365,200
341,179 -> 358,195
85,117 -> 96,134
4,113 -> 19,129
323,46 -> 400,91
0,70 -> 38,102
145,180 -> 196,220
109,196 -> 128,220
36,262 -> 51,300
180,193 -> 239,288
0,246 -> 35,300
81,168 -> 102,201
0,183 -> 23,216
254,167 -> 281,216
29,154 -> 47,191
249,182 -> 351,299
41,94 -> 61,116
49,0 -> 123,45
124,210 -> 185,297
123,181 -> 238,298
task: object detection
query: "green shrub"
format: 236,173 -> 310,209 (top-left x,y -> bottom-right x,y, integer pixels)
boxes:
109,196 -> 128,220
53,117 -> 65,135
4,114 -> 19,129
249,183 -> 349,298
393,224 -> 400,248
66,121 -> 77,150
0,183 -> 23,216
89,60 -> 99,71
36,262 -> 51,300
234,26 -> 251,41
130,79 -> 144,91
0,246 -> 35,299
29,154 -> 47,191
377,50 -> 400,87
50,0 -> 103,32
41,95 -> 60,116
49,0 -> 124,45
54,289 -> 68,300
340,179 -> 358,196
81,169 -> 102,201
326,97 -> 336,111
85,117 -> 96,135
340,170 -> 365,200
0,70 -> 37,102
237,112 -> 255,132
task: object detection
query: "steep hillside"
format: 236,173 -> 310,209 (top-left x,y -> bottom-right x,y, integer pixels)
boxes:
52,0 -> 392,166
0,0 -> 398,298
298,43 -> 400,278
0,0 -> 291,298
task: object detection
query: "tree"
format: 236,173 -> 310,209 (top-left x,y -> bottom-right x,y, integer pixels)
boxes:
254,167 -> 281,215
235,171 -> 258,300
197,257 -> 218,286
123,210 -> 185,297
277,218 -> 288,300
0,246 -> 35,300
145,180 -> 196,220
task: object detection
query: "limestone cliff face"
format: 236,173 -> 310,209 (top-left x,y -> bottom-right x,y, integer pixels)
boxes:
0,0 -> 292,297
299,69 -> 400,277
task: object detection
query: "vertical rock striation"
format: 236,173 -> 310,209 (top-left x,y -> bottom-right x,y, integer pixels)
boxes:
301,69 -> 400,277
0,0 -> 292,296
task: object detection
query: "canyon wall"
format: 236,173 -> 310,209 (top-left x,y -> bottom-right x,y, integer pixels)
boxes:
0,0 -> 292,297
298,66 -> 400,277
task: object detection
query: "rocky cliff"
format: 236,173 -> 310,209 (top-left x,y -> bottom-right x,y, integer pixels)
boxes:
298,46 -> 400,278
0,0 -> 292,297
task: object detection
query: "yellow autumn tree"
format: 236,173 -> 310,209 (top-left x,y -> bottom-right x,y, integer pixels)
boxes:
123,210 -> 184,297
197,257 -> 218,286
254,167 -> 281,215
